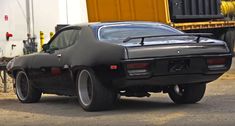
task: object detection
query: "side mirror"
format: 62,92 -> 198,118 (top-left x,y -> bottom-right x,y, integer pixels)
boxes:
42,44 -> 49,52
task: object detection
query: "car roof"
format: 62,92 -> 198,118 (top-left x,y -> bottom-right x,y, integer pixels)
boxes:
59,21 -> 177,36
69,21 -> 167,28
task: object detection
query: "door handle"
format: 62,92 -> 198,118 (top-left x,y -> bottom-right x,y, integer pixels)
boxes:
57,54 -> 62,58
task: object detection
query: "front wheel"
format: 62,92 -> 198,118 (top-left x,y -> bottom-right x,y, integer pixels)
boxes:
168,83 -> 206,104
76,69 -> 116,111
15,71 -> 42,103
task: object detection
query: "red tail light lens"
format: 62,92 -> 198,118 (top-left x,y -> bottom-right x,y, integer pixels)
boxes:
126,63 -> 150,77
207,57 -> 227,69
207,57 -> 226,65
127,63 -> 149,69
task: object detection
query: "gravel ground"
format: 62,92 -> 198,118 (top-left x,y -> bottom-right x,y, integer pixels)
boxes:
0,74 -> 13,93
0,59 -> 234,126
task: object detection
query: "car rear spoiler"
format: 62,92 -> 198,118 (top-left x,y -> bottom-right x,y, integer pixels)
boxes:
123,33 -> 213,46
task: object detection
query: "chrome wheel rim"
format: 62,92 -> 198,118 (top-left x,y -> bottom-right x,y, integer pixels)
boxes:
78,70 -> 93,106
16,72 -> 29,100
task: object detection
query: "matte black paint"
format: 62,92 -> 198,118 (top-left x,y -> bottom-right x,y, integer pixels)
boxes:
7,22 -> 232,95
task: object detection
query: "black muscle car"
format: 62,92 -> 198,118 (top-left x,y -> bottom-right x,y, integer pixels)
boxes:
7,22 -> 232,111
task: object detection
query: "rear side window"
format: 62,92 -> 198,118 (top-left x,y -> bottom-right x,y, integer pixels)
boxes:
98,24 -> 183,43
50,29 -> 80,50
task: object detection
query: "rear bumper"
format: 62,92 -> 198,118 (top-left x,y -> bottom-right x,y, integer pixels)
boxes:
111,54 -> 232,89
112,73 -> 222,88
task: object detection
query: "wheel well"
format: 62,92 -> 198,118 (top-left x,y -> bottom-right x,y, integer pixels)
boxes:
72,66 -> 90,83
13,70 -> 20,78
72,66 -> 111,86
12,69 -> 26,78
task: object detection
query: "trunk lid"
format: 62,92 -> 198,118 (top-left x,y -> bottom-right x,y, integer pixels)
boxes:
122,38 -> 229,59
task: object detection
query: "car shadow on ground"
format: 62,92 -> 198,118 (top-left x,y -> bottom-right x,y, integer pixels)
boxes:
0,94 -> 222,117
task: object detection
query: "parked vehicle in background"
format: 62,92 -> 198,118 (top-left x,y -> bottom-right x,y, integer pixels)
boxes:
87,0 -> 235,53
7,22 -> 232,111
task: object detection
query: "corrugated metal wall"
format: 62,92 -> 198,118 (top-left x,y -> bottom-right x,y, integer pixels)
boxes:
87,0 -> 171,24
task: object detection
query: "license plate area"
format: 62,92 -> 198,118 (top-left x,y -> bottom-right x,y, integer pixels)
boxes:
168,59 -> 190,73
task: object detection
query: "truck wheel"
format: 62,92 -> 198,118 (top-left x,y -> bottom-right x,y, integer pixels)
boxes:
15,71 -> 42,103
168,83 -> 206,104
76,69 -> 116,111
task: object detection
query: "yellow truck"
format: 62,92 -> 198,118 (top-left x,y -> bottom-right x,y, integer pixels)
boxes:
86,0 -> 235,53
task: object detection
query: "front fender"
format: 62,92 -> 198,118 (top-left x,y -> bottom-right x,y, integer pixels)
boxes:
7,54 -> 35,78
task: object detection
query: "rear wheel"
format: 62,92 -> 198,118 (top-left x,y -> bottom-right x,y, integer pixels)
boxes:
76,69 -> 116,111
168,83 -> 206,104
15,71 -> 42,103
219,29 -> 235,54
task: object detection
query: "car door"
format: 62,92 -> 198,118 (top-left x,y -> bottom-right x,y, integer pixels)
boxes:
29,28 -> 80,93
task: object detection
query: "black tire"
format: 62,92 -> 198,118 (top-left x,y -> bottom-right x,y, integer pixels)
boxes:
15,71 -> 42,103
222,29 -> 235,54
76,69 -> 116,111
168,83 -> 206,104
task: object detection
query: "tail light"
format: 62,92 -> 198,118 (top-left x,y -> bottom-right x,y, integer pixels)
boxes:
207,57 -> 227,69
127,63 -> 149,69
110,65 -> 118,70
126,63 -> 150,76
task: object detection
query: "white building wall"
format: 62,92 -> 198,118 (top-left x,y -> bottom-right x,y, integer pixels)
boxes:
0,0 -> 27,57
0,0 -> 88,57
59,0 -> 88,24
33,0 -> 60,42
0,0 -> 27,41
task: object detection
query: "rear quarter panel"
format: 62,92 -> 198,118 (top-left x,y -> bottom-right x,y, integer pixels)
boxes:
68,26 -> 126,67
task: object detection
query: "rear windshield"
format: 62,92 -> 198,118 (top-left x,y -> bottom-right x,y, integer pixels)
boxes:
97,24 -> 183,43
